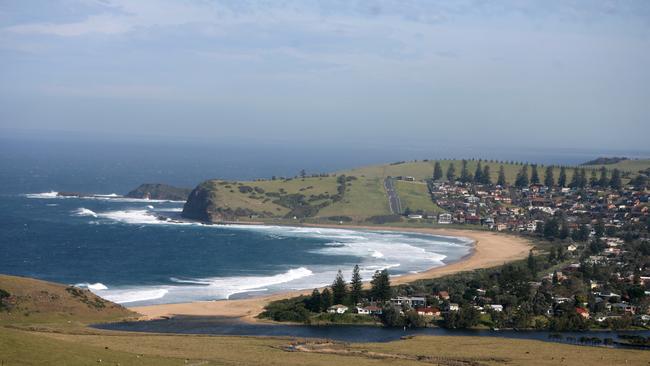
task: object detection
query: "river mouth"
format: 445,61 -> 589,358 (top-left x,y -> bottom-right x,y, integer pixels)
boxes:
94,315 -> 650,349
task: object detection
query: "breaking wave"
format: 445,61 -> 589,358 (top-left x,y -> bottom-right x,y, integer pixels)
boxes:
75,282 -> 108,290
89,267 -> 314,304
73,208 -> 98,217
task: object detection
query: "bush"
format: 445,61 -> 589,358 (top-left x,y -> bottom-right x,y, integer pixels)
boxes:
238,186 -> 253,193
0,288 -> 10,311
259,297 -> 311,323
367,215 -> 402,224
327,216 -> 353,222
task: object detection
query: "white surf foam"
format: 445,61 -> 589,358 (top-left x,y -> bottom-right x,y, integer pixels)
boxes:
73,207 -> 98,217
25,191 -> 59,198
92,267 -> 313,304
101,289 -> 169,304
74,282 -> 108,290
79,212 -> 472,306
24,191 -> 184,203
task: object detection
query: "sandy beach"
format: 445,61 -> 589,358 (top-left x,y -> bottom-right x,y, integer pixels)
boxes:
131,226 -> 532,322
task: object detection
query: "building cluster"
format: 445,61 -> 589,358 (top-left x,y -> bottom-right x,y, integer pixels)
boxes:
426,181 -> 648,234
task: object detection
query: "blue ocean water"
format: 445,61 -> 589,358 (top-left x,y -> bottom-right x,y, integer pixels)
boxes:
0,192 -> 471,306
3,136 -> 643,307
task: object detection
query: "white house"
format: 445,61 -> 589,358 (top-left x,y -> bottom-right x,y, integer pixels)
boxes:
327,304 -> 348,314
438,213 -> 452,224
487,304 -> 503,312
355,306 -> 370,315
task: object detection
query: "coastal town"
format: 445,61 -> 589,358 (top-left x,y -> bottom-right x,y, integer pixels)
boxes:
262,159 -> 650,334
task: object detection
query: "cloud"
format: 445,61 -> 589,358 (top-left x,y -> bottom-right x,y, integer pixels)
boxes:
6,14 -> 130,36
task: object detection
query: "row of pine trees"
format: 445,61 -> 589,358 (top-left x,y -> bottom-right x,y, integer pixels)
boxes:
431,160 -> 624,189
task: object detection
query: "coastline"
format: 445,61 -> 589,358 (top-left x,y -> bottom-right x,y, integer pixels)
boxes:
131,225 -> 533,322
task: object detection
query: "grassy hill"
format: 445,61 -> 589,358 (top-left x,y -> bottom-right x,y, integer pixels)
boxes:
582,158 -> 650,173
0,274 -> 135,326
181,158 -> 648,224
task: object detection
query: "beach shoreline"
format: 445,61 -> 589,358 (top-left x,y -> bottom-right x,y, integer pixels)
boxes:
130,224 -> 533,323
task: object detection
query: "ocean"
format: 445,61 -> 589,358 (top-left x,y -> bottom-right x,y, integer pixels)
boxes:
1,136 -> 643,307
0,191 -> 471,306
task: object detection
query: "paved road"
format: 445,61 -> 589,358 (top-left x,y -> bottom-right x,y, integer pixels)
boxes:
383,177 -> 402,214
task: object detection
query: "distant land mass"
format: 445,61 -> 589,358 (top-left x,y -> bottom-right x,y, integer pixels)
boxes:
181,158 -> 650,224
126,183 -> 192,201
581,157 -> 629,165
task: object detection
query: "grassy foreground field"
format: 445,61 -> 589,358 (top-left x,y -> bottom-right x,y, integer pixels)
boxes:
2,274 -> 650,365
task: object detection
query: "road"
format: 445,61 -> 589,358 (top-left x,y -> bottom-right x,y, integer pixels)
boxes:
383,177 -> 402,214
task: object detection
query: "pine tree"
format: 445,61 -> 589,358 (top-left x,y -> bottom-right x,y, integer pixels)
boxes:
543,218 -> 559,239
460,160 -> 472,183
482,165 -> 491,185
569,168 -> 580,188
370,269 -> 391,302
321,288 -> 333,309
515,164 -> 530,188
308,288 -> 322,312
530,164 -> 540,184
558,167 -> 567,187
544,166 -> 554,187
578,169 -> 587,188
589,170 -> 598,187
559,221 -> 569,240
497,165 -> 506,186
433,161 -> 443,181
474,161 -> 483,183
350,264 -> 363,306
527,250 -> 537,277
331,269 -> 348,305
610,168 -> 622,189
446,162 -> 456,182
598,167 -> 608,187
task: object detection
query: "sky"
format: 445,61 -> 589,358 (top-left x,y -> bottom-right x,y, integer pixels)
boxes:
0,0 -> 649,152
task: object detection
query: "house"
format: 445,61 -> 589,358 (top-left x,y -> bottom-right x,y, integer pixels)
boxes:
362,305 -> 383,315
327,304 -> 348,314
355,306 -> 370,315
436,291 -> 450,301
486,304 -> 503,312
611,303 -> 636,314
576,307 -> 590,319
526,222 -> 537,232
416,307 -> 441,316
438,213 -> 452,224
408,214 -> 423,219
390,296 -> 426,308
447,303 -> 460,312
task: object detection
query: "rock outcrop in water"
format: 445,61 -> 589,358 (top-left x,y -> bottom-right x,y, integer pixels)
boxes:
126,183 -> 191,201
182,180 -> 260,222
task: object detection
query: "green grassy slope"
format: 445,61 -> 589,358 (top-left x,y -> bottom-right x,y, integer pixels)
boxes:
394,181 -> 444,214
183,158 -> 648,224
342,159 -> 589,185
582,158 -> 650,173
0,274 -> 135,326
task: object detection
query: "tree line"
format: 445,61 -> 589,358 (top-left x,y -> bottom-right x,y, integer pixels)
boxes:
431,160 -> 629,189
